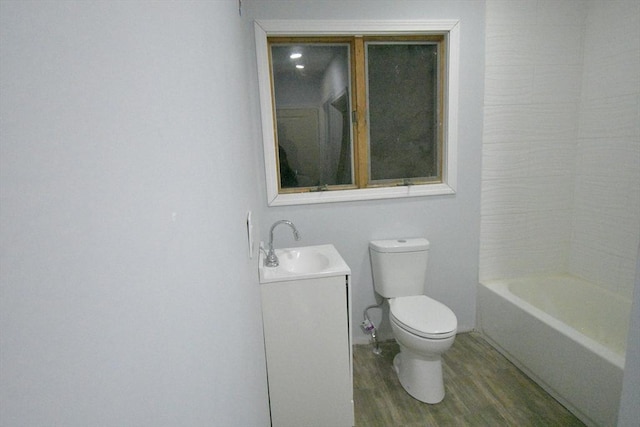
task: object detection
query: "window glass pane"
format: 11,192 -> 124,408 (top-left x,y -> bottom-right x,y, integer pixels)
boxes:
366,42 -> 439,182
270,43 -> 353,189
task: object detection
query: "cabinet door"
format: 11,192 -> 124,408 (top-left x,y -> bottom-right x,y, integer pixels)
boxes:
261,276 -> 352,427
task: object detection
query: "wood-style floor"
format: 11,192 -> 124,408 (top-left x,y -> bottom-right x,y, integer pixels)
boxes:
353,332 -> 585,426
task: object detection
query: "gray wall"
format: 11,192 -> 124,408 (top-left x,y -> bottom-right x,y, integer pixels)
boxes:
245,0 -> 486,343
0,1 -> 269,425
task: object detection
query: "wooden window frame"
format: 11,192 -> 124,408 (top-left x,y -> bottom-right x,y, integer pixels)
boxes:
268,36 -> 357,195
255,20 -> 460,206
358,35 -> 446,188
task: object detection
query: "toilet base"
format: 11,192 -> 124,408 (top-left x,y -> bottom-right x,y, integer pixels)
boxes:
393,348 -> 445,404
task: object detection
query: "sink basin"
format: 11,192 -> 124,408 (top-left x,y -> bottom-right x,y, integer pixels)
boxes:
259,244 -> 350,283
278,248 -> 331,274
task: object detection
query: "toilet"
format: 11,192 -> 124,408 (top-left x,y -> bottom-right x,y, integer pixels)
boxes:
369,238 -> 457,404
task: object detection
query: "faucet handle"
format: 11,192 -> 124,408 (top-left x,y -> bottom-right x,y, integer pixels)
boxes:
259,243 -> 268,257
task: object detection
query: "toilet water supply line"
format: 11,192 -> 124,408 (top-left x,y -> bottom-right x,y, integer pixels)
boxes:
361,302 -> 383,355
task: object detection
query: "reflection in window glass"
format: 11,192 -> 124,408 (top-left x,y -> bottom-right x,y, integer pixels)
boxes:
366,43 -> 440,182
270,43 -> 353,190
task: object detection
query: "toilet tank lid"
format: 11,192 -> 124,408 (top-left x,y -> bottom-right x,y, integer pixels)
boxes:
369,238 -> 430,253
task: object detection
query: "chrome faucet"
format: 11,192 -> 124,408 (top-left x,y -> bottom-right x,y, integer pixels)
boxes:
265,220 -> 301,267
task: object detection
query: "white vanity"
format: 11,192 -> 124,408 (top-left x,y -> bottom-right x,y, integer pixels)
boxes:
259,244 -> 353,427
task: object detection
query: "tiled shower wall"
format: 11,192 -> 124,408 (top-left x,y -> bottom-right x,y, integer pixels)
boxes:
481,0 -> 584,280
569,1 -> 640,298
480,0 -> 640,298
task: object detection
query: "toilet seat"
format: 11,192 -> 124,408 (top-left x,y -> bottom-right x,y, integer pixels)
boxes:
390,295 -> 457,339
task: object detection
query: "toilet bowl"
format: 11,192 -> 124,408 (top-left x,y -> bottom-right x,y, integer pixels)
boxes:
369,238 -> 458,404
389,295 -> 457,403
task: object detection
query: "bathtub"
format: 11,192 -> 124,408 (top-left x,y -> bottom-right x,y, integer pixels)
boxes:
478,274 -> 631,427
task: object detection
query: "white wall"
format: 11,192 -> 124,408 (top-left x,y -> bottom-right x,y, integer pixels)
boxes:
244,0 -> 486,342
480,0 -> 640,297
0,1 -> 270,426
481,0 -> 585,280
570,0 -> 640,298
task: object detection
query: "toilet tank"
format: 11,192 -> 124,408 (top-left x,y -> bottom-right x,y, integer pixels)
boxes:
369,238 -> 430,298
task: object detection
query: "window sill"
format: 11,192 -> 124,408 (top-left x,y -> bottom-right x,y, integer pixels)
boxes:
267,183 -> 455,206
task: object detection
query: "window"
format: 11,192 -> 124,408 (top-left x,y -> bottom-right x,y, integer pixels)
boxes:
255,20 -> 460,206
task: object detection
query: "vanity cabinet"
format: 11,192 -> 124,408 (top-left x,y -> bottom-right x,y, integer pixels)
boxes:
260,273 -> 353,427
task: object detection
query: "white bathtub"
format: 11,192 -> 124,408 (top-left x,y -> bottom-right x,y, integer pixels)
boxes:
478,274 -> 631,427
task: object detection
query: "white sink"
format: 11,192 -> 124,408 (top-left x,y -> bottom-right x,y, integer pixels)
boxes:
279,248 -> 331,273
259,244 -> 350,283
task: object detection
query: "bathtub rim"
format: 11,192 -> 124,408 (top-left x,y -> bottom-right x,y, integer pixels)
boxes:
479,276 -> 626,370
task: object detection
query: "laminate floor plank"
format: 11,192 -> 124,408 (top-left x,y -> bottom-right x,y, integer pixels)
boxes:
353,332 -> 585,427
